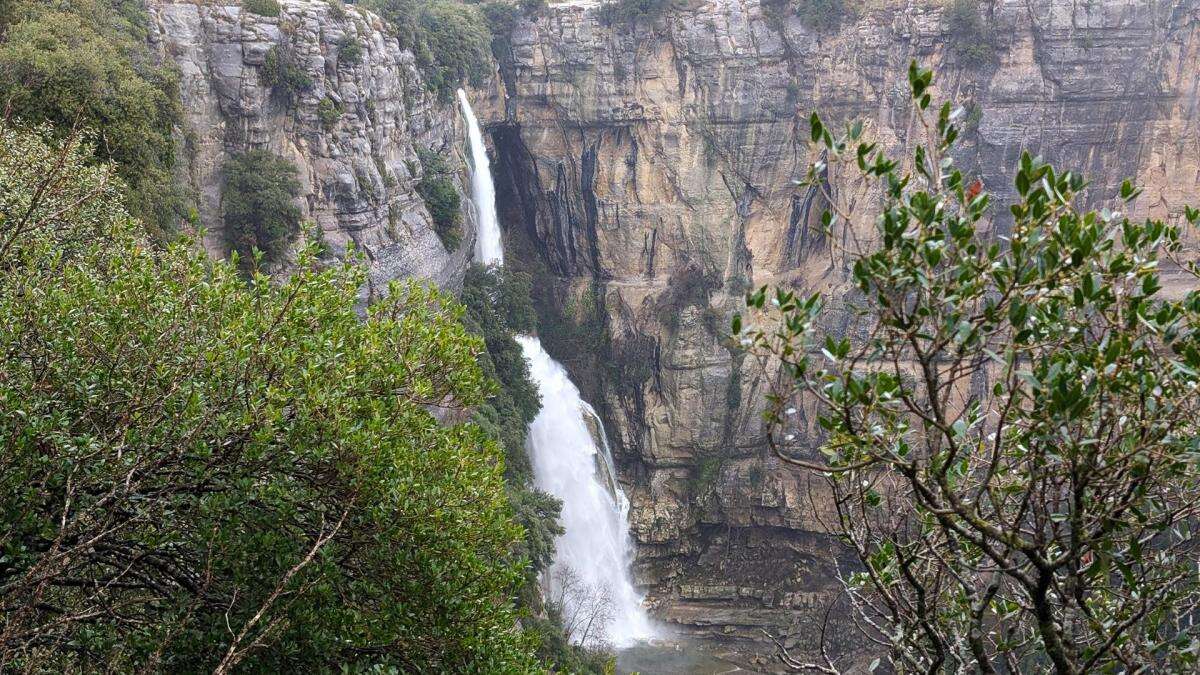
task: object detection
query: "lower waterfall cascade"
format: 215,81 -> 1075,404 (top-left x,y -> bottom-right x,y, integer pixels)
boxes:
457,90 -> 655,647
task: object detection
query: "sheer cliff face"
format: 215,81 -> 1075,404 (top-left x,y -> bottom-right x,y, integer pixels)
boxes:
148,0 -> 472,295
486,0 -> 1200,655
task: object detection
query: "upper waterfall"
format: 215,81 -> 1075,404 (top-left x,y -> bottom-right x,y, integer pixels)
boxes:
457,90 -> 655,648
456,89 -> 503,266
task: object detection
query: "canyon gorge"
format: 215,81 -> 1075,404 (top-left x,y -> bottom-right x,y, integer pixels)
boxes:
146,0 -> 1200,668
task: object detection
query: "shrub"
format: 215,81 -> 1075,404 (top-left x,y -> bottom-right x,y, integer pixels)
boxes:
458,263 -> 620,672
0,0 -> 186,236
483,1 -> 521,56
326,0 -> 347,20
0,124 -> 540,672
527,614 -> 616,673
462,266 -> 541,468
243,0 -> 281,17
317,95 -> 343,128
738,62 -> 1200,672
793,0 -> 853,31
415,148 -> 462,250
261,44 -> 314,97
337,34 -> 363,65
945,0 -> 995,65
363,0 -> 421,51
598,0 -> 673,25
519,0 -> 548,15
365,0 -> 492,102
417,1 -> 493,100
222,149 -> 303,270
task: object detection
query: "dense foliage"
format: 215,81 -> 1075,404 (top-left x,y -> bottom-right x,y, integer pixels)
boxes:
337,34 -> 364,66
243,0 -> 282,17
792,0 -> 854,31
222,149 -> 303,272
463,265 -> 542,482
416,148 -> 464,250
317,96 -> 345,129
945,0 -> 995,66
262,44 -> 315,98
738,63 -> 1200,672
597,0 -> 674,26
364,0 -> 492,102
0,0 -> 186,236
0,125 -> 541,671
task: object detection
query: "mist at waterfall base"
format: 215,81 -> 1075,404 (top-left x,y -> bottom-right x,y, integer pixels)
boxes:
519,337 -> 656,647
457,90 -> 655,648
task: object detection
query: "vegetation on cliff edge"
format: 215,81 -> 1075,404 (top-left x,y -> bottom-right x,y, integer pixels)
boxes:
222,149 -> 303,273
792,0 -> 855,31
364,0 -> 492,102
461,264 -> 615,673
416,147 -> 464,250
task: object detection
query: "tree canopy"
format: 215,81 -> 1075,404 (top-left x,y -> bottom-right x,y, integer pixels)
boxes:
364,0 -> 493,102
0,124 -> 540,672
222,149 -> 303,271
0,0 -> 186,237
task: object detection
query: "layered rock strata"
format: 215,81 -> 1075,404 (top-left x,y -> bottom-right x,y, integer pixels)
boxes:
148,0 -> 474,295
484,0 -> 1200,664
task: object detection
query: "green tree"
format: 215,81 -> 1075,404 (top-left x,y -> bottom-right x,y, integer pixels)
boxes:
793,0 -> 853,31
417,0 -> 493,99
416,148 -> 464,251
0,0 -> 186,236
261,44 -> 314,98
738,63 -> 1200,672
337,34 -> 364,65
0,124 -> 540,672
463,265 -> 542,474
519,0 -> 548,16
243,0 -> 281,17
598,0 -> 673,26
365,0 -> 492,102
945,0 -> 995,66
222,149 -> 303,271
460,263 -> 618,673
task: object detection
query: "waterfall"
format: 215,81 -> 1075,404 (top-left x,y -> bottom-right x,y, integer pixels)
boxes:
457,89 -> 503,266
519,337 -> 655,647
457,90 -> 654,648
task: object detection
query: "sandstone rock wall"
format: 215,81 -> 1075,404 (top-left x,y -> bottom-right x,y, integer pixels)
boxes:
485,0 -> 1200,663
148,0 -> 474,296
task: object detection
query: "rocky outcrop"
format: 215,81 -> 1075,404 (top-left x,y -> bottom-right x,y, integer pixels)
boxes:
147,0 -> 474,296
484,0 -> 1200,665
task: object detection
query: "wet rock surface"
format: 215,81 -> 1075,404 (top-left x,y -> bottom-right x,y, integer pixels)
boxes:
485,0 -> 1200,665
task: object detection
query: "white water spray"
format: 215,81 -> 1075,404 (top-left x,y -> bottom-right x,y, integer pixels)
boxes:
457,89 -> 654,647
519,337 -> 656,646
457,89 -> 503,266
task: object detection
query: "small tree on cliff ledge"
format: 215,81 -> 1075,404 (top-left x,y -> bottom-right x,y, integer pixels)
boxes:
736,63 -> 1200,673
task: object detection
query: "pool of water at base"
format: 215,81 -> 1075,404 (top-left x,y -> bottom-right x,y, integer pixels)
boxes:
615,640 -> 767,674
